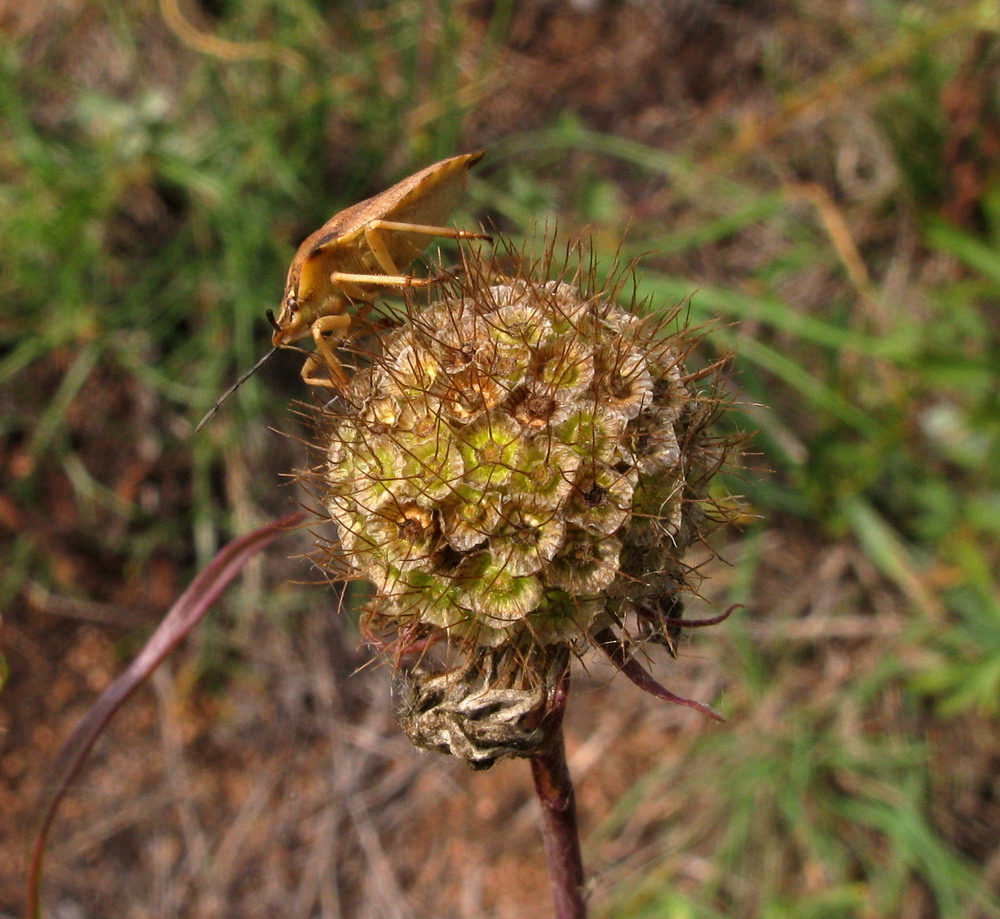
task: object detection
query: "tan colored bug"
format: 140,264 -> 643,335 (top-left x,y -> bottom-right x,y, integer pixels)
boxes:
272,149 -> 489,390
196,151 -> 488,432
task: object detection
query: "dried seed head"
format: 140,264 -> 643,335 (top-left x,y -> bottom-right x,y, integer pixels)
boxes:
310,239 -> 738,763
396,644 -> 571,769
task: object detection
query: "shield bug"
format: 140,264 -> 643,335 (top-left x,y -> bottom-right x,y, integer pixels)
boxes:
196,150 -> 488,431
275,149 -> 489,387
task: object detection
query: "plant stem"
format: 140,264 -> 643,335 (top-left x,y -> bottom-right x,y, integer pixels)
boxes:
530,672 -> 586,919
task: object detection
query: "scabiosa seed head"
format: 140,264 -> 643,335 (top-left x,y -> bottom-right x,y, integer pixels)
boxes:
310,239 -> 739,764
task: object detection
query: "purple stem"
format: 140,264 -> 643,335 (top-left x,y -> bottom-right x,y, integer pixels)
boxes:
530,671 -> 587,919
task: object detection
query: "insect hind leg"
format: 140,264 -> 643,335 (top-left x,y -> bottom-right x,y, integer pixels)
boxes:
363,219 -> 491,277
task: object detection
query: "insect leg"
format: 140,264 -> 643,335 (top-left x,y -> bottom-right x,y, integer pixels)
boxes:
363,220 -> 491,276
303,313 -> 353,390
366,219 -> 491,241
329,271 -> 437,289
301,353 -> 348,390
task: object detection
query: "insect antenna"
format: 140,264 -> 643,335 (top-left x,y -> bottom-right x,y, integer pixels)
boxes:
195,345 -> 279,433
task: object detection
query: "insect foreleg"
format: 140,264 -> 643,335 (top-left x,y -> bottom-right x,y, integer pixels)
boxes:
303,313 -> 353,390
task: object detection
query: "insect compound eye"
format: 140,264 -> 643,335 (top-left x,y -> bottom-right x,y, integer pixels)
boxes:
286,295 -> 299,314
